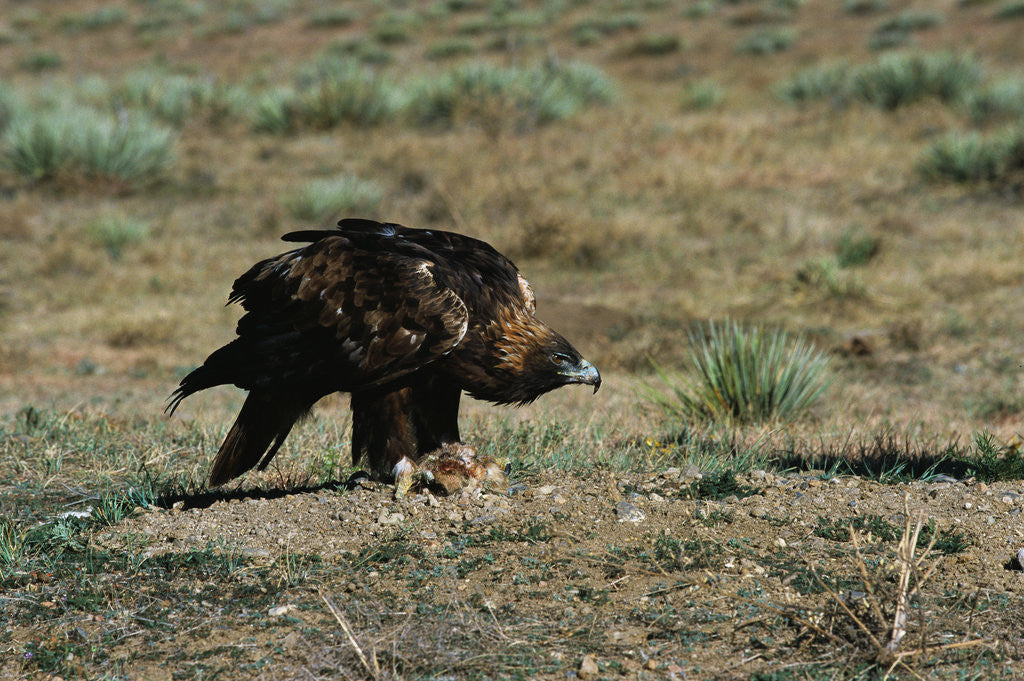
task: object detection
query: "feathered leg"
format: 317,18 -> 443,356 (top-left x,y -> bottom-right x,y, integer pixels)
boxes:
350,373 -> 506,496
350,386 -> 418,481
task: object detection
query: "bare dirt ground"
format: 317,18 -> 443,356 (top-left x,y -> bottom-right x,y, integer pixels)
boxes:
22,465 -> 1010,680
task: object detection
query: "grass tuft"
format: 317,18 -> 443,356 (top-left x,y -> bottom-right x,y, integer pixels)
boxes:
2,113 -> 68,180
569,13 -> 644,46
426,38 -> 477,60
683,80 -> 725,110
994,0 -> 1024,19
644,320 -> 831,423
874,10 -> 944,33
295,56 -> 399,128
407,60 -> 614,129
917,126 -> 1024,187
371,11 -> 420,44
70,110 -> 177,185
88,214 -> 150,260
117,68 -> 218,126
844,0 -> 888,14
794,257 -> 866,299
850,51 -> 980,109
626,33 -> 682,56
3,108 -> 175,186
835,224 -> 881,267
19,51 -> 63,72
307,8 -> 357,28
736,28 -> 796,55
964,432 -> 1024,481
283,175 -> 384,222
59,7 -> 127,34
251,87 -> 300,134
777,51 -> 981,109
965,77 -> 1024,124
775,61 -> 850,103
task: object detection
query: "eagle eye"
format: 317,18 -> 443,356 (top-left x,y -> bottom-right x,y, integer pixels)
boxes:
551,352 -> 571,366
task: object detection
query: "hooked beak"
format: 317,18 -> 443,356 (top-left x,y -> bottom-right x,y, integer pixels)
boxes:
566,359 -> 601,394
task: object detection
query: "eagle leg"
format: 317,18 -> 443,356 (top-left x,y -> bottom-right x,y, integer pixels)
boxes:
393,443 -> 508,498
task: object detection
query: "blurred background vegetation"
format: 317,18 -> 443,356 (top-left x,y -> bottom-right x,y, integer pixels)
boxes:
0,0 -> 1022,447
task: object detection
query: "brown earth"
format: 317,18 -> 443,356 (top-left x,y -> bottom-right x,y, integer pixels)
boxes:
86,466 -> 1024,680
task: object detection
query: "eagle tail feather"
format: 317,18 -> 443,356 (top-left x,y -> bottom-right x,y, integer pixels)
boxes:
208,391 -> 307,486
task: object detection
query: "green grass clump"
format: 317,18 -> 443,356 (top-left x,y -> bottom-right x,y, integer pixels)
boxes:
775,61 -> 850,103
735,28 -> 795,55
994,0 -> 1024,19
371,11 -> 419,44
844,0 -> 888,14
3,113 -> 68,180
251,87 -> 300,133
407,60 -> 615,129
251,57 -> 399,132
283,175 -> 384,222
917,126 -> 1024,186
88,214 -> 150,260
835,224 -> 880,267
850,51 -> 980,109
963,432 -> 1024,481
0,518 -> 28,578
117,68 -> 218,125
683,80 -> 725,110
324,38 -> 394,65
70,110 -> 176,185
777,52 -> 981,109
867,12 -> 942,51
59,7 -> 127,33
645,320 -> 831,423
19,51 -> 62,72
307,8 -> 357,28
295,56 -> 399,128
627,33 -> 681,56
965,77 -> 1024,124
794,258 -> 866,299
3,109 -> 175,185
867,27 -> 913,51
426,38 -> 477,60
569,12 -> 644,45
0,83 -> 25,133
875,10 -> 944,33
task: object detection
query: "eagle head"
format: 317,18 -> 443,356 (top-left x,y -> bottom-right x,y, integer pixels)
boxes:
545,336 -> 602,394
476,316 -> 601,405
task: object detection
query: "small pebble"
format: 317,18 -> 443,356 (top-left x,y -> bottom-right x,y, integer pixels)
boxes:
679,464 -> 701,479
1016,548 -> 1024,570
616,501 -> 645,523
578,654 -> 599,680
268,604 -> 295,617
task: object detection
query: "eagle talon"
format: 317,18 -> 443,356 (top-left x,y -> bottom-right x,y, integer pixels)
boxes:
393,465 -> 439,499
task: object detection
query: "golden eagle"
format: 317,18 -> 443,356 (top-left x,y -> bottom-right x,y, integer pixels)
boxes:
168,219 -> 600,495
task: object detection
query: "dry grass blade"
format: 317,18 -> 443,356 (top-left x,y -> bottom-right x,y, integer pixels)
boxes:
321,590 -> 382,680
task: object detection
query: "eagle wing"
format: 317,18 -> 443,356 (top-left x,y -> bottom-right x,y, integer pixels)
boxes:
168,234 -> 469,410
